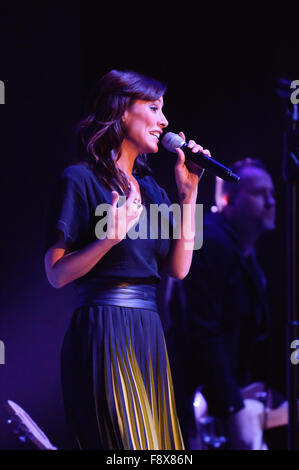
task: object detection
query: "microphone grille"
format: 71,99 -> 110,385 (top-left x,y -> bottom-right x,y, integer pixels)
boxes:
161,132 -> 185,153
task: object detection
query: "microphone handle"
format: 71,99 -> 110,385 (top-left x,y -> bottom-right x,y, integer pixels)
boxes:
181,142 -> 240,184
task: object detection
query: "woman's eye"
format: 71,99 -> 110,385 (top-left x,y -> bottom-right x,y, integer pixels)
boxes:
150,106 -> 158,112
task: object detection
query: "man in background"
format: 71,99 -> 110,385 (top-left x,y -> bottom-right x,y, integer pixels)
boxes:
166,158 -> 278,449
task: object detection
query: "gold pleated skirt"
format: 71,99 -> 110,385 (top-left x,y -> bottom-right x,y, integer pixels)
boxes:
61,304 -> 184,450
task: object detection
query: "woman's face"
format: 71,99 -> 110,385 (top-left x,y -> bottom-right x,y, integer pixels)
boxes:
121,96 -> 168,155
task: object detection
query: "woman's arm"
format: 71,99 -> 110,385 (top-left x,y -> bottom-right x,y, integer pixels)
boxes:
164,189 -> 198,280
44,232 -> 118,288
45,184 -> 142,288
164,132 -> 210,279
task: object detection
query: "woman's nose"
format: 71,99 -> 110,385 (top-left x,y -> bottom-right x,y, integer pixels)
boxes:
159,113 -> 168,128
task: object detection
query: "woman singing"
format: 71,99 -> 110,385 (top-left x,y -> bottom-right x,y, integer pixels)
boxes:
44,69 -> 210,450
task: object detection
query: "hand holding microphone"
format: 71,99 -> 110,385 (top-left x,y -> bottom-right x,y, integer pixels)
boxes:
174,132 -> 211,180
162,131 -> 240,184
165,131 -> 210,202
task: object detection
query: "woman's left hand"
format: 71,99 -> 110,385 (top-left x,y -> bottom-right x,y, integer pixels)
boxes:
174,131 -> 211,202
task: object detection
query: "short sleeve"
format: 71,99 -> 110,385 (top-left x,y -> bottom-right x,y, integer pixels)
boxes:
44,168 -> 90,252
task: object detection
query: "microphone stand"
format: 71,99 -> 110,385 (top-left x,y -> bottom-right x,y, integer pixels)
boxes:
282,100 -> 299,450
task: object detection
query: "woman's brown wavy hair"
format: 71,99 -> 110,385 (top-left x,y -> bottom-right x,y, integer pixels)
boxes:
77,69 -> 167,195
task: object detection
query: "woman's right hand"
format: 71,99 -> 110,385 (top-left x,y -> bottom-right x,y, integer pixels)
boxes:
44,182 -> 143,289
107,182 -> 143,244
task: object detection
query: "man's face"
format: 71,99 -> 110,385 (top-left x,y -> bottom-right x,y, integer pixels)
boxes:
230,166 -> 276,233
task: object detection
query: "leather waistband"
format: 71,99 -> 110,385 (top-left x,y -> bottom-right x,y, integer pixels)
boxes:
77,283 -> 158,310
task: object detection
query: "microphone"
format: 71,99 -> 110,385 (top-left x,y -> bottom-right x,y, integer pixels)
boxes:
161,132 -> 240,184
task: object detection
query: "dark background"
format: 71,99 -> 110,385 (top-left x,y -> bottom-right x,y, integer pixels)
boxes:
0,1 -> 298,450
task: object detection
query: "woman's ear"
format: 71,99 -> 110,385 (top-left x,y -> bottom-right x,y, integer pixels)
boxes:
121,110 -> 128,124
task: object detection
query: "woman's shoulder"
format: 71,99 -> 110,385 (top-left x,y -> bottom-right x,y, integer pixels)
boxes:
61,162 -> 95,182
60,162 -> 112,203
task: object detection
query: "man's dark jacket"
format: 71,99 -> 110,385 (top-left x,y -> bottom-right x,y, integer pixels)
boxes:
167,212 -> 271,425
